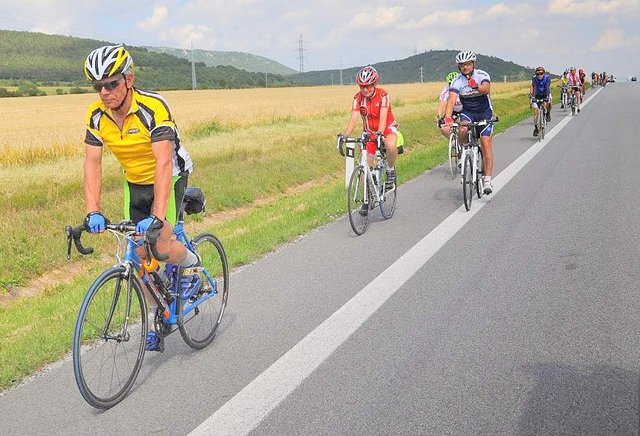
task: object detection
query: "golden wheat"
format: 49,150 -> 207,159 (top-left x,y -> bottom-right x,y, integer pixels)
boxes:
0,82 -> 526,167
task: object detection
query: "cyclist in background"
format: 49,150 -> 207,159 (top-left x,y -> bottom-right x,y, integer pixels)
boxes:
443,50 -> 495,195
578,68 -> 587,95
82,45 -> 199,351
530,66 -> 552,137
342,65 -> 399,187
436,71 -> 462,138
567,66 -> 582,112
560,70 -> 569,109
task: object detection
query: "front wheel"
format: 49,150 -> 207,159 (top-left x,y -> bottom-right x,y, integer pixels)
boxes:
73,266 -> 147,409
379,167 -> 397,219
178,234 -> 229,349
462,153 -> 473,211
448,133 -> 459,179
476,148 -> 484,199
347,165 -> 370,235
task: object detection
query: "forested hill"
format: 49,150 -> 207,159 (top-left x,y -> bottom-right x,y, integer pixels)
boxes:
0,30 -> 294,89
291,50 -> 538,85
144,47 -> 297,76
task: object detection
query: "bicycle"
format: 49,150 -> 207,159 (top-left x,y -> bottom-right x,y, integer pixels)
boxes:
534,98 -> 547,141
560,86 -> 568,112
569,85 -> 580,115
66,187 -> 229,409
338,132 -> 397,235
456,117 -> 499,211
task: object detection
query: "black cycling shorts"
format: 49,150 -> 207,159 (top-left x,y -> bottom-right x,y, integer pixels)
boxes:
123,172 -> 188,225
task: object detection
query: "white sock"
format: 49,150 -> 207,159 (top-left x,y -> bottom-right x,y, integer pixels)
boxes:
180,249 -> 199,267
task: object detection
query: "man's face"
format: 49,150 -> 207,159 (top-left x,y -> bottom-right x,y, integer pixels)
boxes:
93,74 -> 129,109
458,61 -> 474,76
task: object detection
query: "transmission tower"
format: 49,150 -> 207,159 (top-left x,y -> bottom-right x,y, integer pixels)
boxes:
191,41 -> 197,90
296,35 -> 306,73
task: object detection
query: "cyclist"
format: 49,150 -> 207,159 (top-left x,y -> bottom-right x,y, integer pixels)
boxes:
443,50 -> 495,195
567,66 -> 582,112
82,45 -> 198,350
529,66 -> 552,137
436,71 -> 462,138
342,65 -> 399,189
578,68 -> 587,96
560,70 -> 569,109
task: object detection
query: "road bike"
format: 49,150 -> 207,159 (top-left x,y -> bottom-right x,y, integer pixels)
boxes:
66,187 -> 229,409
569,86 -> 580,116
338,132 -> 397,235
456,117 -> 499,211
534,98 -> 547,141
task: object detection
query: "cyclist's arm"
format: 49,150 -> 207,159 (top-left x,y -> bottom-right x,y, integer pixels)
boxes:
83,144 -> 103,214
477,80 -> 491,95
444,89 -> 459,118
150,139 -> 174,221
378,105 -> 389,135
436,98 -> 447,118
344,110 -> 359,136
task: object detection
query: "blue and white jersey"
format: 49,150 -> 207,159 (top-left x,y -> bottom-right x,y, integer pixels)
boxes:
450,68 -> 493,114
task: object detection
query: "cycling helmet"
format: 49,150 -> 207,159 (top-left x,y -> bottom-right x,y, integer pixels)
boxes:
455,50 -> 476,64
570,66 -> 576,71
356,66 -> 379,86
446,71 -> 459,84
579,68 -> 584,73
84,45 -> 134,81
535,66 -> 545,73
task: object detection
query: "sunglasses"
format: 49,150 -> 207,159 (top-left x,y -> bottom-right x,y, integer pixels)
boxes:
93,77 -> 123,92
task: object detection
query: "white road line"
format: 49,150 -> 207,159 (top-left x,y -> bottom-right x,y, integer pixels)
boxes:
189,88 -> 601,436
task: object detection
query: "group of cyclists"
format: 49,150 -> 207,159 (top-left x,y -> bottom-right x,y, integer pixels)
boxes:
79,43 -> 607,351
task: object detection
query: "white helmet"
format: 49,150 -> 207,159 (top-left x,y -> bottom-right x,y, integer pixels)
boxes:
455,50 -> 477,64
84,45 -> 134,81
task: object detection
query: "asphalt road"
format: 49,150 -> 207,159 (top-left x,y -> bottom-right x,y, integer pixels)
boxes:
1,83 -> 638,435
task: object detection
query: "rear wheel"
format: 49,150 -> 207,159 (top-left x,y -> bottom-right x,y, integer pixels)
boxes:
73,267 -> 146,409
178,233 -> 229,349
448,133 -> 459,179
462,153 -> 473,211
347,165 -> 370,235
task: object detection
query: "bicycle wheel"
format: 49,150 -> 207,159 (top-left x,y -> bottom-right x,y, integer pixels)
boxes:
537,113 -> 543,143
448,133 -> 459,179
541,111 -> 546,139
379,166 -> 397,219
73,266 -> 147,409
178,233 -> 229,349
476,148 -> 484,199
462,153 -> 473,211
347,165 -> 370,235
562,94 -> 567,112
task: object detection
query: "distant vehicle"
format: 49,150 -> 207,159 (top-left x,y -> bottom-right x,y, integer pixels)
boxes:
608,76 -> 615,82
632,76 -> 638,82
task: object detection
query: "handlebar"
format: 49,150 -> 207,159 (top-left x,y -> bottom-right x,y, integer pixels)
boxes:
337,131 -> 384,156
450,116 -> 499,127
65,221 -> 169,262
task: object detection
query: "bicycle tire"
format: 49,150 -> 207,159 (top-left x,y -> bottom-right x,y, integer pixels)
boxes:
379,166 -> 397,219
476,148 -> 484,199
462,153 -> 473,211
178,233 -> 229,349
347,165 -> 370,235
73,266 -> 147,409
448,133 -> 459,179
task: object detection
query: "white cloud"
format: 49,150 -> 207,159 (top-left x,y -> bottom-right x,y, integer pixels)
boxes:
548,0 -> 640,16
350,7 -> 405,29
137,5 -> 169,31
594,28 -> 624,50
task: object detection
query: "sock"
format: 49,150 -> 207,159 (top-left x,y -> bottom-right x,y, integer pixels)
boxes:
180,249 -> 199,267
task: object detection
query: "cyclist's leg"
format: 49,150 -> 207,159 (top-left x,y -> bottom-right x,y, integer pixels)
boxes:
383,128 -> 398,168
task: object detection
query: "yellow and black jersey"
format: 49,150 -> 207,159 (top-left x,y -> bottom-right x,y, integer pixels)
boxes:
84,88 -> 193,185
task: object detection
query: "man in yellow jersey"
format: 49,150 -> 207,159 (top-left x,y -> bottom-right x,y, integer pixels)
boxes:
82,45 -> 197,350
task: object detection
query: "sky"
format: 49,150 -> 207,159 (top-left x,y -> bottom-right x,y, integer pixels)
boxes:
0,0 -> 639,79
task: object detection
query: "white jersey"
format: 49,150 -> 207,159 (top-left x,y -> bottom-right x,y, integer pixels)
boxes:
439,84 -> 463,113
450,68 -> 493,113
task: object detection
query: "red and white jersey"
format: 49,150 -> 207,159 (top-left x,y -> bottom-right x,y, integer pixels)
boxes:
567,72 -> 582,87
351,87 -> 397,133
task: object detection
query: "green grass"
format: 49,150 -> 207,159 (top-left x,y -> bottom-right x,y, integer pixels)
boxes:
0,84 -> 533,391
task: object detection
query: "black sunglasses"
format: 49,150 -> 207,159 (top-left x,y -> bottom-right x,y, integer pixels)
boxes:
93,77 -> 123,92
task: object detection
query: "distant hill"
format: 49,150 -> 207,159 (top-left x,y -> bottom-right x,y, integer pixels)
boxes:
144,47 -> 297,76
291,50 -> 539,85
0,30 -> 294,90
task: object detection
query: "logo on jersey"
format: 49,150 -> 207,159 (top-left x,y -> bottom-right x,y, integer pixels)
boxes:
126,128 -> 140,134
359,104 -> 368,117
